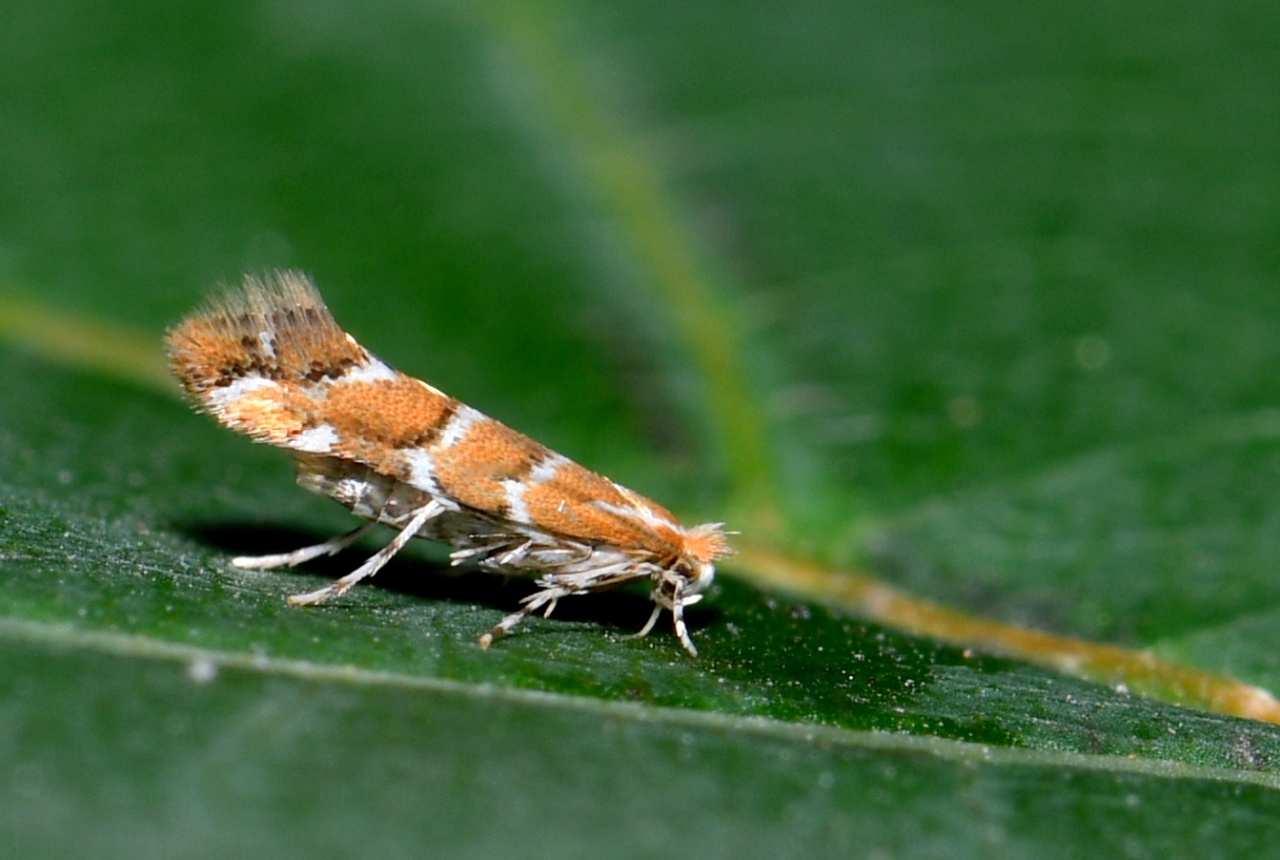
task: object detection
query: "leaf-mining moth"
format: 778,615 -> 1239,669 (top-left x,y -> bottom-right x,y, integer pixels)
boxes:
165,271 -> 730,655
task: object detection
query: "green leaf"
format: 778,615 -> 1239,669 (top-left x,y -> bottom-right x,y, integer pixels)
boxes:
3,0 -> 1280,856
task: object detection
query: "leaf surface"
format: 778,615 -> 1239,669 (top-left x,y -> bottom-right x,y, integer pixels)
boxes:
2,0 -> 1280,855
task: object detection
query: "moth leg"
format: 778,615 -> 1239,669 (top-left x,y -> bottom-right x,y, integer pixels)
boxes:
668,583 -> 702,657
478,583 -> 577,649
479,568 -> 691,652
631,604 -> 663,639
286,500 -> 444,606
231,523 -> 377,570
670,595 -> 698,657
633,582 -> 701,655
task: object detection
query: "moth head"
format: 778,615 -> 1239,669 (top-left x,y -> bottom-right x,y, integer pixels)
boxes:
680,522 -> 730,597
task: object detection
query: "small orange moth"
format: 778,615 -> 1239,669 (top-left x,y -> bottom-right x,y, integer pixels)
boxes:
165,271 -> 729,654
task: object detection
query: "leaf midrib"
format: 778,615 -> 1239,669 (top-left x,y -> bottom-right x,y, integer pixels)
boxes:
2,614 -> 1273,790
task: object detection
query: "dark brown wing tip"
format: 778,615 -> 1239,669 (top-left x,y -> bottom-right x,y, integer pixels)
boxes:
165,270 -> 330,345
164,270 -> 360,397
202,270 -> 328,322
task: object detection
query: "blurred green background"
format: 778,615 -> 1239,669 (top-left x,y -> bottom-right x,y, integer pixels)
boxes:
3,0 -> 1280,855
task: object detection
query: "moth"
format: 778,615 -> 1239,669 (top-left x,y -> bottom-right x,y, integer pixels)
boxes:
165,271 -> 729,654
